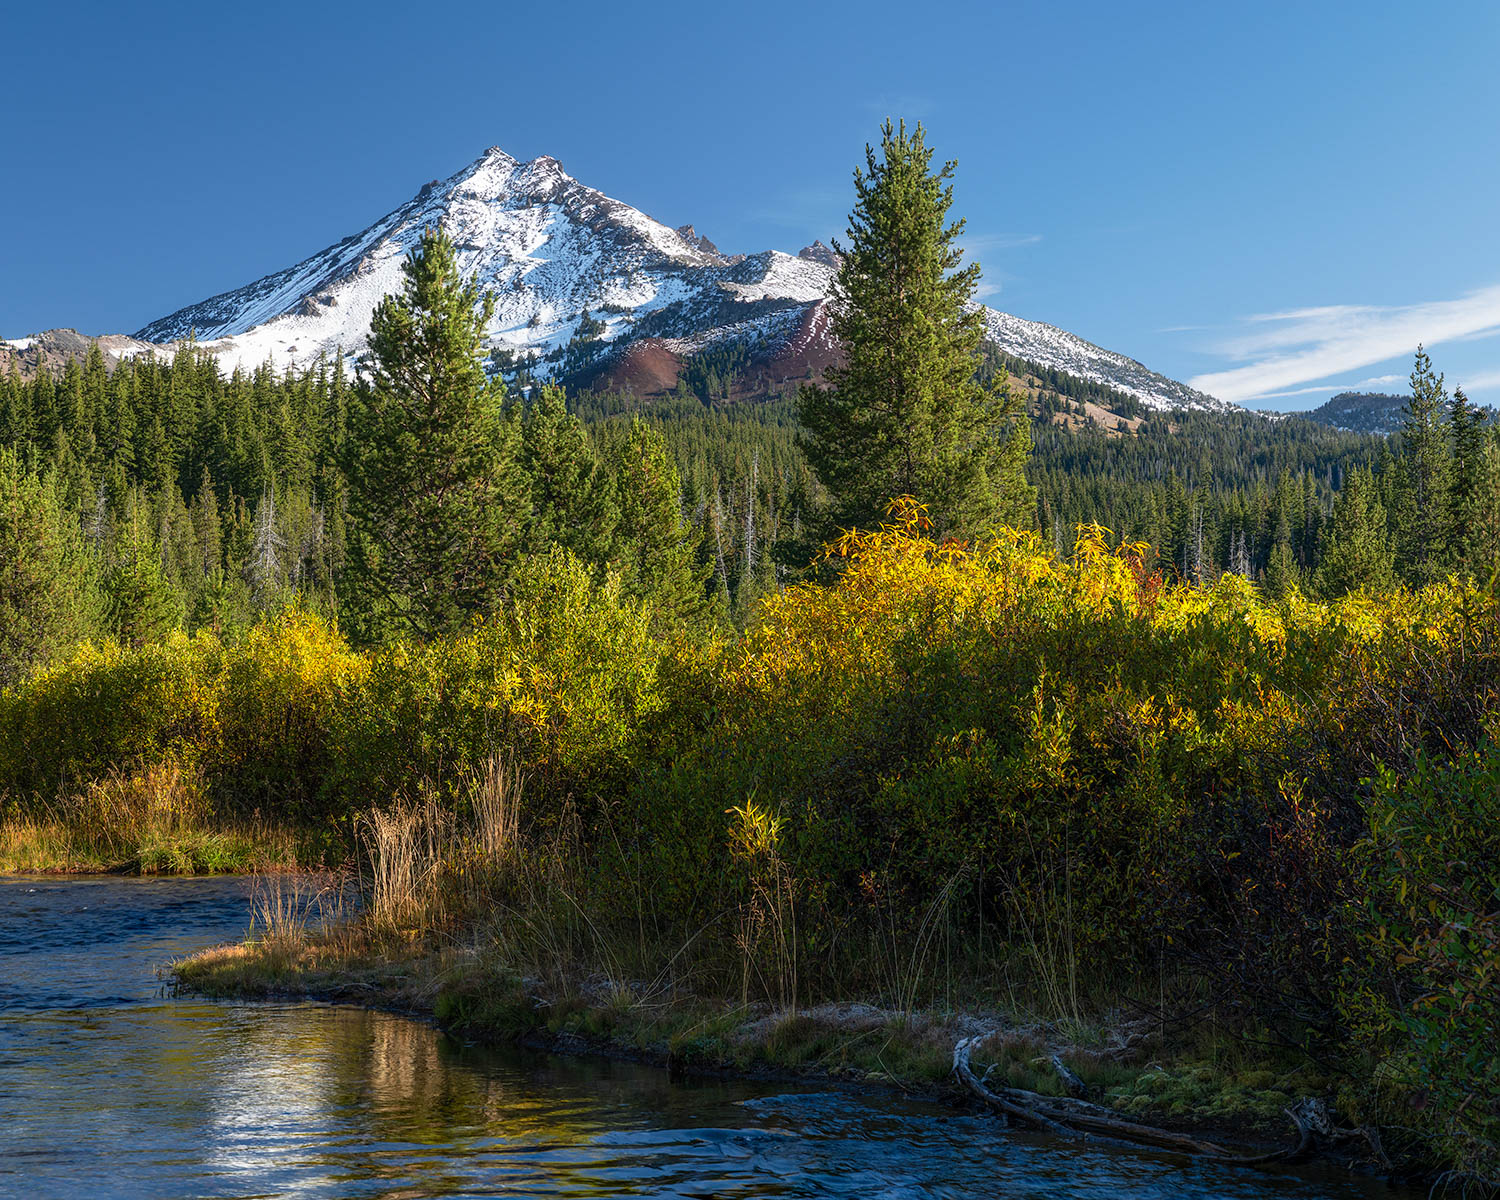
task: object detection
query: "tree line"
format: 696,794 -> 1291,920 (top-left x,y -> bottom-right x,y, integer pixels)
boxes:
4,121 -> 1499,688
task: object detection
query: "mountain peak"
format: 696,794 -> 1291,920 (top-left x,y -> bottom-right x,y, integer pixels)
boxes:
130,146 -> 1230,413
676,224 -> 721,256
798,240 -> 839,267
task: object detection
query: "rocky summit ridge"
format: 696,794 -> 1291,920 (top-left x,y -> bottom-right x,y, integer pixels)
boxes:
96,147 -> 1226,410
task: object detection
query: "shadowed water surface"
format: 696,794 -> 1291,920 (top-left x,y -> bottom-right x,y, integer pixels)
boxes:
0,876 -> 1416,1199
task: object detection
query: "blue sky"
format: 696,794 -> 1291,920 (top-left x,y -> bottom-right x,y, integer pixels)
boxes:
3,0 -> 1498,411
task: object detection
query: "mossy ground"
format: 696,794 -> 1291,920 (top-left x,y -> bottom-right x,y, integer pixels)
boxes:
173,929 -> 1320,1149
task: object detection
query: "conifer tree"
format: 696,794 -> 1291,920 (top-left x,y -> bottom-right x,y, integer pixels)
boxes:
1316,466 -> 1395,597
191,468 -> 224,580
518,384 -> 618,566
1262,511 -> 1298,598
608,418 -> 712,631
102,507 -> 183,648
1262,469 -> 1302,597
1445,386 -> 1485,575
799,120 -> 1033,541
1472,433 -> 1500,587
0,450 -> 98,685
342,227 -> 528,641
246,489 -> 288,607
1394,346 -> 1452,585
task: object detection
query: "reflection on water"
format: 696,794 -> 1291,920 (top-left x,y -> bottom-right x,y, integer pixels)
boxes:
0,877 -> 1414,1199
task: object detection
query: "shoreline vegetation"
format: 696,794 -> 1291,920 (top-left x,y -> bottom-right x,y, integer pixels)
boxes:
7,491 -> 1498,1189
8,502 -> 1466,1186
0,762 -> 303,875
174,927 -> 1369,1172
4,125 -> 1496,1193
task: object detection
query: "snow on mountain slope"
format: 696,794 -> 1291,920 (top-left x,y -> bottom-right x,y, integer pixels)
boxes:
0,329 -> 165,379
980,310 -> 1228,412
135,147 -> 1230,412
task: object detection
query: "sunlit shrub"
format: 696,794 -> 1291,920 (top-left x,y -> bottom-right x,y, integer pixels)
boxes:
619,499 -> 1499,1018
6,494 -> 1498,1179
331,547 -> 673,817
215,609 -> 366,821
0,632 -> 222,798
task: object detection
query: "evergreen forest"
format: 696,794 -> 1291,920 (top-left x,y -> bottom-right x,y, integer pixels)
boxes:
3,330 -> 1497,666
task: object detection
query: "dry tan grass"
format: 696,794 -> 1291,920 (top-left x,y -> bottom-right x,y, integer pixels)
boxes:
468,752 -> 522,862
0,760 -> 300,874
358,751 -> 525,931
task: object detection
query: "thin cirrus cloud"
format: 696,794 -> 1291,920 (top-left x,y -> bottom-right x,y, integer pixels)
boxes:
1454,368 -> 1500,393
963,232 -> 1043,254
1187,284 -> 1500,404
964,233 -> 1042,304
1245,375 -> 1405,402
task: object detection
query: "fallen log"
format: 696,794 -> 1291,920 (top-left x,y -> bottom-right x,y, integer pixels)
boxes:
952,1037 -> 1076,1138
953,1034 -> 1320,1166
1049,1053 -> 1089,1099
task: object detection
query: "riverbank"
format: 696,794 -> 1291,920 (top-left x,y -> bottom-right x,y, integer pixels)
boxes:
0,814 -> 303,874
174,931 -> 1361,1168
16,876 -> 1414,1200
0,761 -> 310,875
10,534 -> 1494,1184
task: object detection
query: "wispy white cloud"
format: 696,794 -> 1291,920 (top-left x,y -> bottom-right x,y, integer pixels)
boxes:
1245,375 -> 1406,401
962,232 -> 1042,254
1250,383 -> 1373,400
1188,284 -> 1500,403
1457,368 -> 1500,394
962,233 -> 1038,304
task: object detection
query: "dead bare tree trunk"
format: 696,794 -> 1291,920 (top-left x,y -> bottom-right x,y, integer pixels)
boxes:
953,1035 -> 1320,1166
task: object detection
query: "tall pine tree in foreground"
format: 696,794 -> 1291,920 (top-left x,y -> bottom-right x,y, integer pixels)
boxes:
1393,345 -> 1452,586
799,119 -> 1033,542
342,228 -> 527,641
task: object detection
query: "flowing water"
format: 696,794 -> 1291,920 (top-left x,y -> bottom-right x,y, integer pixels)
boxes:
0,876 -> 1417,1199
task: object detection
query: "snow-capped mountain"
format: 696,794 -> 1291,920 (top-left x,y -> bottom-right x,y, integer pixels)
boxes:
135,147 -> 1229,413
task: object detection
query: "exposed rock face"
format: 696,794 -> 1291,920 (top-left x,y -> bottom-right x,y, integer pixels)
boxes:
675,224 -> 722,256
0,329 -> 166,379
798,240 -> 841,268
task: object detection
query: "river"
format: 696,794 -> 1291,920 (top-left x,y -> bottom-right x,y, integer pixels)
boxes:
0,876 -> 1416,1199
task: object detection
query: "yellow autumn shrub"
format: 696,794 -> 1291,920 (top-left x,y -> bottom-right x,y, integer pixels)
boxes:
0,631 -> 222,799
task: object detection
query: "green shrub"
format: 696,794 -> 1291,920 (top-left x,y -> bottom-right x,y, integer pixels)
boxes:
1341,740 -> 1500,1178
